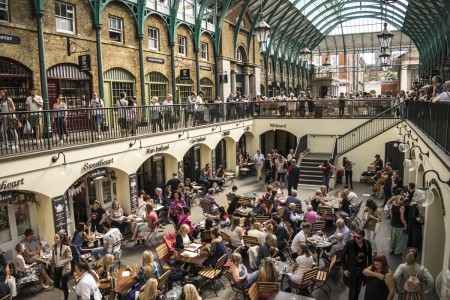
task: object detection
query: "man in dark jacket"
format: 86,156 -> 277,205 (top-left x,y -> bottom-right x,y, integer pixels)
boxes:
287,159 -> 300,196
341,229 -> 372,300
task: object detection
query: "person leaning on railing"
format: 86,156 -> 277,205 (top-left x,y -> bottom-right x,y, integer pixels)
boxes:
432,80 -> 450,103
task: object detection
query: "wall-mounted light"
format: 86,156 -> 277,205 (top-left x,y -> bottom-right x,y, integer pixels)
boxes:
398,133 -> 418,153
178,131 -> 190,139
243,126 -> 250,132
212,125 -> 222,132
236,122 -> 242,127
403,145 -> 429,171
129,138 -> 145,157
413,170 -> 450,216
51,152 -> 72,175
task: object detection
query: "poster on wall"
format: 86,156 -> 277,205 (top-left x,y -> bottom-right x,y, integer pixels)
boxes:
52,195 -> 68,235
211,149 -> 216,175
129,173 -> 138,213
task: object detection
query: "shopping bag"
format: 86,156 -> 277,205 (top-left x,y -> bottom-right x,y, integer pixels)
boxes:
23,120 -> 34,135
8,275 -> 17,297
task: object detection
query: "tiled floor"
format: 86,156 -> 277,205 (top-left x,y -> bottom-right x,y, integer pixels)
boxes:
23,175 -> 438,300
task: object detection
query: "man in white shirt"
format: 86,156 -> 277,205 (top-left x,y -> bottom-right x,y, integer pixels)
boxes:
89,92 -> 104,139
25,88 -> 43,144
92,223 -> 122,260
277,91 -> 287,117
75,263 -> 102,300
291,222 -> 313,259
185,92 -> 196,127
345,189 -> 359,206
116,91 -> 128,137
287,149 -> 295,162
253,149 -> 265,182
163,94 -> 174,130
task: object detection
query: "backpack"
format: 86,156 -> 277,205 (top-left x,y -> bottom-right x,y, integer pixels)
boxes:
403,267 -> 422,293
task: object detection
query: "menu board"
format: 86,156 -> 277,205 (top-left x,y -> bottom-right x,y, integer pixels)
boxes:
129,173 -> 138,213
211,149 -> 216,175
52,195 -> 68,235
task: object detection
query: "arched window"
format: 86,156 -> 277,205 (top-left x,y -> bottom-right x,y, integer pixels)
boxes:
268,62 -> 272,75
103,68 -> 135,107
176,76 -> 194,103
145,72 -> 168,100
237,48 -> 243,62
0,57 -> 32,110
200,77 -> 214,101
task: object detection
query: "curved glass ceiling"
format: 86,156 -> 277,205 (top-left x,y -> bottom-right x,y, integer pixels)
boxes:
289,0 -> 409,35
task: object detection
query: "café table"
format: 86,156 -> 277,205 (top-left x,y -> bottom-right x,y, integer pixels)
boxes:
310,236 -> 332,268
234,207 -> 254,217
173,248 -> 209,265
241,192 -> 258,201
267,291 -> 316,300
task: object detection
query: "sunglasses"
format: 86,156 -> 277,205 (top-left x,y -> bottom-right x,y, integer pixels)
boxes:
354,236 -> 363,240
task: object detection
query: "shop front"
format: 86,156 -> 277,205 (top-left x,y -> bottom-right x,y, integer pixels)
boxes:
137,154 -> 166,198
0,57 -> 32,111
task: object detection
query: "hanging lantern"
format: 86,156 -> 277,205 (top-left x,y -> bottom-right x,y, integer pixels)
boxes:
377,23 -> 394,49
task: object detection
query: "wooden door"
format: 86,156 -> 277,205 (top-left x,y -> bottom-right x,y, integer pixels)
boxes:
47,79 -> 59,109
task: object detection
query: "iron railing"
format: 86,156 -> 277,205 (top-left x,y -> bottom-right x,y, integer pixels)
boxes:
295,134 -> 308,160
407,101 -> 450,154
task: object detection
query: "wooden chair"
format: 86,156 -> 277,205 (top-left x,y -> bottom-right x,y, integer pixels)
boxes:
225,270 -> 250,299
313,255 -> 336,299
0,295 -> 11,300
243,235 -> 259,247
311,221 -> 326,233
283,238 -> 294,263
255,215 -> 270,224
198,254 -> 228,296
257,282 -> 279,299
200,201 -> 217,217
141,221 -> 160,247
201,229 -> 212,243
324,250 -> 343,283
157,270 -> 170,293
287,267 -> 319,296
248,282 -> 259,300
318,206 -> 335,224
155,244 -> 181,272
220,231 -> 236,252
238,197 -> 252,207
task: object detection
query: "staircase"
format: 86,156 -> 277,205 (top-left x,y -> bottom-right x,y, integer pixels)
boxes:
299,153 -> 331,187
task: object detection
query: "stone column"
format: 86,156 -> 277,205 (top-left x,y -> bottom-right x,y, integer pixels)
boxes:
244,73 -> 250,95
231,71 -> 236,92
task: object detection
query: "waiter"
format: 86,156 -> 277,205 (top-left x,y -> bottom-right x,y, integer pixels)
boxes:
254,149 -> 265,183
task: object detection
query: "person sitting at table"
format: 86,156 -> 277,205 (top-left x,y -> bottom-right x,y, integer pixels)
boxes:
243,212 -> 256,230
214,165 -> 225,192
198,163 -> 212,190
284,203 -> 302,233
217,206 -> 230,227
286,189 -> 302,207
72,223 -> 93,264
177,207 -> 199,238
286,243 -> 315,286
270,189 -> 283,213
320,185 -> 329,199
311,190 -> 327,212
259,224 -> 273,246
335,192 -> 351,219
304,205 -> 318,224
93,223 -> 123,260
227,195 -> 242,216
184,178 -> 194,193
13,243 -> 51,290
257,234 -> 281,262
49,231 -> 73,300
202,227 -> 228,267
130,203 -> 158,246
75,262 -> 102,300
247,222 -> 264,244
344,188 -> 359,207
274,181 -> 284,196
184,283 -> 202,300
202,188 -> 219,214
291,223 -> 315,259
322,232 -> 345,265
228,185 -> 239,198
258,257 -> 279,283
329,219 -> 351,245
154,188 -> 169,222
175,224 -> 200,250
22,228 -> 54,284
136,278 -> 158,300
168,191 -> 186,225
273,216 -> 289,259
254,197 -> 269,216
230,216 -> 245,248
94,254 -> 117,300
136,190 -> 147,215
127,250 -> 160,300
108,200 -> 126,233
204,217 -> 214,231
229,252 -> 260,289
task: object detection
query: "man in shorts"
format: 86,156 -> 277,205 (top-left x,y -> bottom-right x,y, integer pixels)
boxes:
25,88 -> 43,145
90,92 -> 104,139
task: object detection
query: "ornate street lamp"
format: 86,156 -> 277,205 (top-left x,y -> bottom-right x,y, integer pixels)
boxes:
254,14 -> 271,45
322,57 -> 331,71
299,45 -> 311,63
379,48 -> 391,65
377,22 -> 394,49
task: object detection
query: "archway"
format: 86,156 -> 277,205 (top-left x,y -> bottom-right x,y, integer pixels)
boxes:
0,57 -> 32,110
182,143 -> 211,182
260,130 -> 297,157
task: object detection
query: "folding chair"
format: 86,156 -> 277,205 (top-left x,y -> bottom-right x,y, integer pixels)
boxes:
248,282 -> 259,300
220,231 -> 236,252
347,201 -> 363,230
9,263 -> 40,297
157,270 -> 171,294
318,206 -> 335,225
283,238 -> 294,263
312,255 -> 336,299
156,243 -> 182,272
200,201 -> 217,217
238,197 -> 252,207
239,167 -> 250,178
225,270 -> 250,299
243,235 -> 259,247
201,229 -> 212,243
0,295 -> 12,300
287,267 -> 319,296
311,221 -> 326,233
255,215 -> 270,224
140,221 -> 160,247
198,254 -> 227,296
257,282 -> 279,300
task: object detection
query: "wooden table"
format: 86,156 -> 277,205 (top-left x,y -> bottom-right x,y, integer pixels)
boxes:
173,248 -> 209,265
267,291 -> 316,300
74,265 -> 138,295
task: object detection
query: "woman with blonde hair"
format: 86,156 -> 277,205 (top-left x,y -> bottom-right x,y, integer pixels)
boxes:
95,254 -> 117,300
126,251 -> 160,300
184,284 -> 202,300
229,252 -> 260,288
137,278 -> 158,300
230,216 -> 245,248
258,257 -> 279,282
387,189 -> 407,255
286,243 -> 314,285
175,224 -> 200,250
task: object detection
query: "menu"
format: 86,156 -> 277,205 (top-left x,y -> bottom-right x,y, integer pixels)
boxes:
129,173 -> 138,213
52,195 -> 68,234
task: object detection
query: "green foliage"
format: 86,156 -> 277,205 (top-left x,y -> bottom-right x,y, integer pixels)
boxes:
384,71 -> 398,80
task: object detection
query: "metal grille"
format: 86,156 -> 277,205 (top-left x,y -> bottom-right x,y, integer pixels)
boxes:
0,57 -> 31,76
104,68 -> 134,81
111,82 -> 134,104
47,64 -> 90,79
200,77 -> 213,102
146,72 -> 168,100
176,77 -> 193,103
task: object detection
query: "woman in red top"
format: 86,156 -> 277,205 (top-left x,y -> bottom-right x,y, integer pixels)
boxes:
130,204 -> 158,246
318,160 -> 334,192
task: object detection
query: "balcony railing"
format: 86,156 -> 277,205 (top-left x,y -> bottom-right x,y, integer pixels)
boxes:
407,101 -> 450,154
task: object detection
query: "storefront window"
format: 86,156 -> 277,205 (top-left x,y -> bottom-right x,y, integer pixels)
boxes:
14,204 -> 30,237
146,72 -> 168,100
176,77 -> 194,103
0,203 -> 11,244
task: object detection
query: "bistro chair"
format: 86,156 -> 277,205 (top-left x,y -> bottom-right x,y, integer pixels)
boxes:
248,282 -> 259,300
200,201 -> 217,217
155,243 -> 182,272
0,295 -> 11,300
225,270 -> 250,300
311,221 -> 326,233
318,206 -> 335,225
255,215 -> 270,224
201,229 -> 212,243
257,282 -> 279,300
238,197 -> 252,207
220,231 -> 236,252
287,267 -> 319,296
283,238 -> 294,263
157,270 -> 171,293
243,235 -> 259,247
198,254 -> 228,296
312,255 -> 337,299
140,221 -> 160,247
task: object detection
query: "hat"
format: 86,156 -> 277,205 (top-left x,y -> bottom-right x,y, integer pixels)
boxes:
375,154 -> 380,158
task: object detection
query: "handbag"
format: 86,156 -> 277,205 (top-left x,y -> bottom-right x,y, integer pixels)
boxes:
23,120 -> 34,135
8,275 -> 17,297
9,116 -> 22,129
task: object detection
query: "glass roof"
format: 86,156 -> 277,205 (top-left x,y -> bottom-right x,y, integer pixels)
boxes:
289,0 -> 409,35
328,19 -> 397,36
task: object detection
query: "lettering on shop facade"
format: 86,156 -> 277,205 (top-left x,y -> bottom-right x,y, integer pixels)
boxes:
52,195 -> 69,234
200,66 -> 212,71
146,144 -> 169,154
146,57 -> 164,64
222,131 -> 230,136
190,136 -> 206,143
0,33 -> 21,44
269,124 -> 287,128
0,178 -> 25,191
83,158 -> 114,170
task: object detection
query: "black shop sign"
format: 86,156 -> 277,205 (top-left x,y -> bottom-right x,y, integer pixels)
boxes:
129,173 -> 138,213
0,33 -> 21,44
180,69 -> 190,80
78,55 -> 91,71
146,57 -> 165,64
52,195 -> 69,234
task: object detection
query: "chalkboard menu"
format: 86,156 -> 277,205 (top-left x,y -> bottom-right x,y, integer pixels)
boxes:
129,173 -> 138,213
52,195 -> 68,234
211,149 -> 216,175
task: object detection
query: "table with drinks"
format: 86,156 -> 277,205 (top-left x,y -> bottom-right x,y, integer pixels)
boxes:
309,235 -> 332,267
267,291 -> 316,300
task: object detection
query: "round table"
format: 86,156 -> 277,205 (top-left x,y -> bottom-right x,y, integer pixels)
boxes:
312,238 -> 332,268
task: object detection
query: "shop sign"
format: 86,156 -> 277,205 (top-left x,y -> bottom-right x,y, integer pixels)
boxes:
269,123 -> 287,128
84,158 -> 114,170
0,191 -> 13,201
190,136 -> 206,143
78,55 -> 91,71
0,178 -> 24,191
200,66 -> 212,71
180,69 -> 190,80
146,57 -> 164,64
52,195 -> 69,234
90,168 -> 108,179
153,154 -> 163,161
222,130 -> 230,136
146,144 -> 169,154
0,33 -> 21,44
129,173 -> 138,213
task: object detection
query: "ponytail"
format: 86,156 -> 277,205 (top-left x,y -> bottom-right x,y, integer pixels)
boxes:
405,248 -> 418,265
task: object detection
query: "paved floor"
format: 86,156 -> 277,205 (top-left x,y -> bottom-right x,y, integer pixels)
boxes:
22,175 -> 438,300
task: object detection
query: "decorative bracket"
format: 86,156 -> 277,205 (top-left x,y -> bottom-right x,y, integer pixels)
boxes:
67,37 -> 91,56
